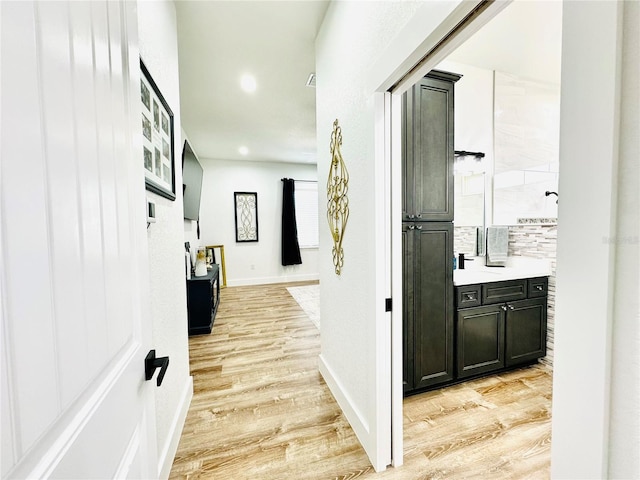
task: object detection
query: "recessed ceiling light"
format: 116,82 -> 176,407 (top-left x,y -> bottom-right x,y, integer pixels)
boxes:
240,74 -> 257,93
238,146 -> 249,156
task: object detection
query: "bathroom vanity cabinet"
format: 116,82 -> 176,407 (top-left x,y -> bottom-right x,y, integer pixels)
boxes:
455,277 -> 548,379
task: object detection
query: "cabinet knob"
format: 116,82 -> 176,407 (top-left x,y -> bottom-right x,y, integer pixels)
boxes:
416,225 -> 422,230
508,304 -> 515,310
535,285 -> 543,291
408,214 -> 415,219
408,225 -> 415,230
416,214 -> 422,218
501,305 -> 508,311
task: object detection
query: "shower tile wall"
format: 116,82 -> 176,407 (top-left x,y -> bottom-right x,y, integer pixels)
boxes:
508,224 -> 557,367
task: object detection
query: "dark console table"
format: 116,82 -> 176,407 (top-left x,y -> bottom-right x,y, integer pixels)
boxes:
186,265 -> 220,336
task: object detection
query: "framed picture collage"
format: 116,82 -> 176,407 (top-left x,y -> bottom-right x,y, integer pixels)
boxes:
141,60 -> 175,200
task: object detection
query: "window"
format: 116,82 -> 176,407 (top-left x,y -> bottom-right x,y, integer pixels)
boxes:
294,181 -> 319,248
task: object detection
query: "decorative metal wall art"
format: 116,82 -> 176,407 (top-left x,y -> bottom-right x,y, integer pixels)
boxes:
326,119 -> 349,275
234,192 -> 258,242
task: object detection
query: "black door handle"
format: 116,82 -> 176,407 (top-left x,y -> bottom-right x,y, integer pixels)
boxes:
145,350 -> 169,387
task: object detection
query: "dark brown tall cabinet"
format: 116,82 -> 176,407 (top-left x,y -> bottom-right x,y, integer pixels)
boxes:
403,222 -> 454,392
403,70 -> 460,395
403,70 -> 459,222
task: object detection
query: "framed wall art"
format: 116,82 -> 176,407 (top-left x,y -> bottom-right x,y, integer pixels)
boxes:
140,59 -> 176,200
234,192 -> 258,242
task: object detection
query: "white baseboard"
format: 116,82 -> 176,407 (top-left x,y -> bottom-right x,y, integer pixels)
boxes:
318,354 -> 372,452
157,375 -> 194,479
228,272 -> 319,287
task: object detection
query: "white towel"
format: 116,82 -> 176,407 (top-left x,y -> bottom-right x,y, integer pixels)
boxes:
486,226 -> 509,265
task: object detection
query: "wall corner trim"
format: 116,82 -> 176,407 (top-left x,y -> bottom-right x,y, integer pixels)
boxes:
318,355 -> 388,472
157,376 -> 194,479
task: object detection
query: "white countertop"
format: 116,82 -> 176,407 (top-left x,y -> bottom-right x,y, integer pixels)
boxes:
453,256 -> 552,286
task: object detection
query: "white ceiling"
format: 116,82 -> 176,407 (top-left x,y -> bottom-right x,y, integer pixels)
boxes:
175,1 -> 329,164
446,0 -> 562,86
175,0 -> 562,165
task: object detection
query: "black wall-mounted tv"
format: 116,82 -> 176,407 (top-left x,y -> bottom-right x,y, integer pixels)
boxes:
182,140 -> 203,221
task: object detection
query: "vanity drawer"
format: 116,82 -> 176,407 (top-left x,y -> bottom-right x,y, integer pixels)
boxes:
528,277 -> 548,298
482,279 -> 527,305
456,285 -> 481,308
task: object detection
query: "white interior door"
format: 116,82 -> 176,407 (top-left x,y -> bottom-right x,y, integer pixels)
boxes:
1,1 -> 158,478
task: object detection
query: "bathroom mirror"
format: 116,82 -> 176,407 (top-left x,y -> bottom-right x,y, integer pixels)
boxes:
454,152 -> 486,256
441,60 -> 560,254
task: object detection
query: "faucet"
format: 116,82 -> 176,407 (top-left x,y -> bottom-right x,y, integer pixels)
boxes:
545,191 -> 559,204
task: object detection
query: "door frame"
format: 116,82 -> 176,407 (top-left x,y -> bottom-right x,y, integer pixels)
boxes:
380,1 -> 626,475
371,0 -> 514,466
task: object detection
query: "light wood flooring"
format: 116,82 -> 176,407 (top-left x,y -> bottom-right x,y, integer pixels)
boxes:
170,282 -> 552,479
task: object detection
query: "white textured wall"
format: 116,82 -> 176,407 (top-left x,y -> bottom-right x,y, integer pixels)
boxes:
552,1 -> 639,478
316,0 -> 464,469
137,2 -> 193,478
198,159 -> 318,286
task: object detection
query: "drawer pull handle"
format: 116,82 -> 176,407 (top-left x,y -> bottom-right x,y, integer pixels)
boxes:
535,285 -> 543,291
463,293 -> 476,301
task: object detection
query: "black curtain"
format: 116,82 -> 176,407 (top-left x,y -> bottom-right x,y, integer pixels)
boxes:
281,178 -> 302,266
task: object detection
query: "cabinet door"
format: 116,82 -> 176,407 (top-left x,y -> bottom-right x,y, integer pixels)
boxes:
457,305 -> 505,378
402,225 -> 415,393
403,72 -> 459,222
402,90 -> 416,222
505,298 -> 547,366
187,274 -> 214,335
412,222 -> 454,390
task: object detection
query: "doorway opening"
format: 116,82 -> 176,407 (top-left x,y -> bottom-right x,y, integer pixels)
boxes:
386,0 -> 562,471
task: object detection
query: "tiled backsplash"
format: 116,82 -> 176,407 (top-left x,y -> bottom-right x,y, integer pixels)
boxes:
454,226 -> 480,256
508,224 -> 557,368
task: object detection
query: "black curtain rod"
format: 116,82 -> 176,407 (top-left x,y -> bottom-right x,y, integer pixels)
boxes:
281,178 -> 317,183
455,150 -> 485,158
